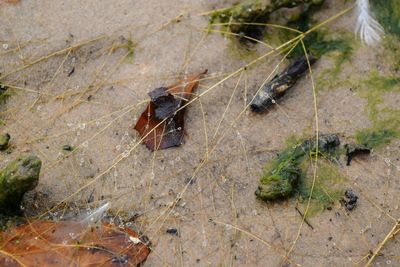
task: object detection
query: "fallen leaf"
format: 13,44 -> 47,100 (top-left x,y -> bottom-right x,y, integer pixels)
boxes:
0,220 -> 150,266
134,70 -> 207,151
1,0 -> 20,4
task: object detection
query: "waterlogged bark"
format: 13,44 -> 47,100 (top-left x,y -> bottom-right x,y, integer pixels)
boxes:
250,54 -> 317,112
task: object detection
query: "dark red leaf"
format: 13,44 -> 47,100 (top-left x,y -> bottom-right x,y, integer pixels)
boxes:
134,70 -> 207,151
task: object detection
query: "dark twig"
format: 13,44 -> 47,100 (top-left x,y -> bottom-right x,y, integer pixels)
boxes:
295,206 -> 314,230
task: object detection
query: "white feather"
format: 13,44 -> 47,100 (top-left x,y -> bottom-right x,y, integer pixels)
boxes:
80,202 -> 110,225
355,0 -> 384,46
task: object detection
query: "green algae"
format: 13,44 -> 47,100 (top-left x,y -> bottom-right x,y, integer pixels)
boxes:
208,0 -> 266,27
256,134 -> 341,199
207,0 -> 354,77
207,0 -> 324,44
265,3 -> 354,92
298,161 -> 346,217
272,0 -> 353,60
0,84 -> 11,104
256,142 -> 305,200
360,74 -> 400,119
354,72 -> 400,148
355,129 -> 397,149
371,0 -> 400,38
309,32 -> 354,92
256,134 -> 346,216
113,36 -> 136,63
284,28 -> 353,61
364,74 -> 400,89
0,133 -> 10,151
0,155 -> 41,214
208,0 -> 270,42
124,38 -> 136,62
382,36 -> 400,72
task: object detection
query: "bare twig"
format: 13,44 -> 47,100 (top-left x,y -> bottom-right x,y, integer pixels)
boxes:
295,206 -> 314,230
366,219 -> 400,267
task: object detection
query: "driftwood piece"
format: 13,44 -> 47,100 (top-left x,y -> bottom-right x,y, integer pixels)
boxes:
250,54 -> 317,112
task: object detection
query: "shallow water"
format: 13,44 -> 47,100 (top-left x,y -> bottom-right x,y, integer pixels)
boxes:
0,0 -> 399,266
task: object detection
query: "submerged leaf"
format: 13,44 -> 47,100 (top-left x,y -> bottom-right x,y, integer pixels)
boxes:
134,70 -> 207,151
1,0 -> 21,4
0,220 -> 150,266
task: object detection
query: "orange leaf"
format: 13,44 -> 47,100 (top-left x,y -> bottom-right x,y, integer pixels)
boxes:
0,220 -> 150,267
1,0 -> 21,4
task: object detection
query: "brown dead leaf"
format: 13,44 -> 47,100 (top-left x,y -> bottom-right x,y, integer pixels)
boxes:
0,220 -> 150,267
1,0 -> 21,4
134,70 -> 207,151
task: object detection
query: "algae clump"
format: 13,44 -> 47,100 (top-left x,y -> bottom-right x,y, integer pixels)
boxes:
256,144 -> 304,200
0,84 -> 11,104
208,0 -> 324,43
0,133 -> 10,151
0,155 -> 42,213
256,134 -> 340,201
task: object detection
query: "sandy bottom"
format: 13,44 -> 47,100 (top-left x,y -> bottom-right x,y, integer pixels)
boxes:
0,0 -> 399,266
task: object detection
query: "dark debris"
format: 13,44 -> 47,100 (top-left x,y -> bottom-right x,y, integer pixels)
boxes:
166,228 -> 179,236
342,189 -> 358,211
345,143 -> 371,166
148,87 -> 180,120
62,144 -> 73,151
